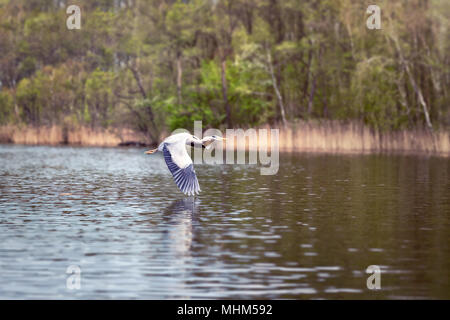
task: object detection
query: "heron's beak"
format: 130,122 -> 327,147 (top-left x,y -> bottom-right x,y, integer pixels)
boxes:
145,148 -> 157,154
220,137 -> 227,141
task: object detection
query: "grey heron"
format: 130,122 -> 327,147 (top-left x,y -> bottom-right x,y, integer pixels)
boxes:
145,133 -> 226,196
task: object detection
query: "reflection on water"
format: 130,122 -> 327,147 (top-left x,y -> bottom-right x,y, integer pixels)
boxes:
0,145 -> 449,299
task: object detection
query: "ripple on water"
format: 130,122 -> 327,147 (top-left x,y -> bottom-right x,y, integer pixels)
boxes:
0,145 -> 449,299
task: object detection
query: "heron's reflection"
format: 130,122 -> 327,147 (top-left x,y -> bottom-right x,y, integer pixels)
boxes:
165,198 -> 201,216
162,198 -> 201,258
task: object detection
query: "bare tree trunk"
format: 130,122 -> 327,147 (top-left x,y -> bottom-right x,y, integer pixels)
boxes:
391,36 -> 433,130
424,43 -> 441,94
395,70 -> 410,116
128,64 -> 147,100
266,49 -> 287,126
307,73 -> 316,115
302,49 -> 313,114
404,59 -> 433,130
221,59 -> 232,128
176,53 -> 183,106
322,95 -> 328,118
127,62 -> 158,142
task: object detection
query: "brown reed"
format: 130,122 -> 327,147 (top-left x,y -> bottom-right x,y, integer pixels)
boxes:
0,121 -> 448,156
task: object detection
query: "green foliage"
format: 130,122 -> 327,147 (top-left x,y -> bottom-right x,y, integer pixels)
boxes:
351,57 -> 399,129
0,0 -> 448,138
84,68 -> 114,127
164,58 -> 272,131
0,91 -> 13,125
16,76 -> 42,125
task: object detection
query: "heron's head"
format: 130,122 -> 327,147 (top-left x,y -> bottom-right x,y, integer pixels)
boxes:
201,135 -> 226,149
209,135 -> 226,141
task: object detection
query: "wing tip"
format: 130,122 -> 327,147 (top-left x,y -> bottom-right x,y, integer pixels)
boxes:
182,186 -> 201,197
171,163 -> 201,197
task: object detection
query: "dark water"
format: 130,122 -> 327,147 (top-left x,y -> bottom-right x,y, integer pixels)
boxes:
0,145 -> 449,299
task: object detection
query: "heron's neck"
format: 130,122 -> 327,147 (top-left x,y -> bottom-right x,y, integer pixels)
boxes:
187,137 -> 203,148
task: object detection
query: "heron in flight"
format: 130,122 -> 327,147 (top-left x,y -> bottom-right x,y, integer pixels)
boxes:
145,133 -> 226,196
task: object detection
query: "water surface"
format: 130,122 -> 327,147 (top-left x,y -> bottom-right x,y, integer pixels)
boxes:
0,145 -> 449,299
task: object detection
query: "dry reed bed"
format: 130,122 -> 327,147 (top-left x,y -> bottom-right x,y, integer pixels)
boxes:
0,125 -> 146,147
0,121 -> 448,155
270,121 -> 449,154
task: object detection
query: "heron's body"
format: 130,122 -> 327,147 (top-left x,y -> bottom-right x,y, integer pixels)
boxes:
145,133 -> 225,196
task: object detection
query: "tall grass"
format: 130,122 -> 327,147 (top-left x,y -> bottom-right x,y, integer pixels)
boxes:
0,121 -> 448,155
271,121 -> 449,155
0,125 -> 146,147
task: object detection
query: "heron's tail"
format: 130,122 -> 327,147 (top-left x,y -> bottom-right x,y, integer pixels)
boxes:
145,148 -> 158,154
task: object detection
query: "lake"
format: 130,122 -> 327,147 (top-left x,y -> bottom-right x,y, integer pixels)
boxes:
0,145 -> 448,299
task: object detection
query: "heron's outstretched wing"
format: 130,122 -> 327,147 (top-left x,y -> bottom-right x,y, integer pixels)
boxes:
163,143 -> 201,196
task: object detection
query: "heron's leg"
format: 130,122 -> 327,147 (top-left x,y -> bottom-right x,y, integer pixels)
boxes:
144,148 -> 158,154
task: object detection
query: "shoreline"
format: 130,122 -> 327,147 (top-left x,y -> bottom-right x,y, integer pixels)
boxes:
2,143 -> 448,159
0,121 -> 449,157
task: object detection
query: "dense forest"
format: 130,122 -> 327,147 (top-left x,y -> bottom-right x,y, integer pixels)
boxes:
0,0 -> 449,143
